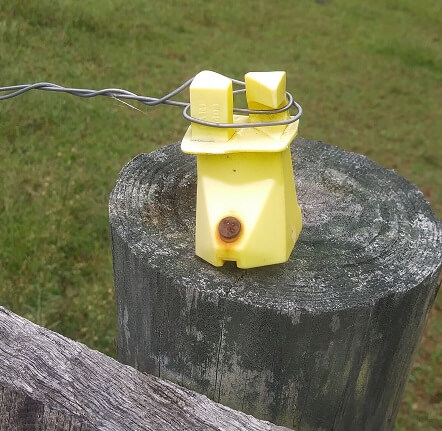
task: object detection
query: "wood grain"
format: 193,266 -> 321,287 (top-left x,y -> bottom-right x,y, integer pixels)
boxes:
0,307 -> 289,431
110,138 -> 442,430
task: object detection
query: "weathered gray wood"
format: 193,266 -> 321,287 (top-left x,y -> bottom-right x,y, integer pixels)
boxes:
0,306 -> 289,431
109,138 -> 442,430
0,385 -> 93,431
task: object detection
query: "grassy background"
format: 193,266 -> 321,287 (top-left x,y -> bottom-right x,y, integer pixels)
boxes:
0,0 -> 440,429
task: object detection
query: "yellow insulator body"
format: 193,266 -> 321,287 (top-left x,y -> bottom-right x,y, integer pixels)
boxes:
181,70 -> 302,269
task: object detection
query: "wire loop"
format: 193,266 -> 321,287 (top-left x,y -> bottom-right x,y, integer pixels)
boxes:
0,75 -> 303,128
183,97 -> 302,129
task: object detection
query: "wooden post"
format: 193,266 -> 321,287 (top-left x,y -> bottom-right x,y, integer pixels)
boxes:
109,138 -> 442,430
0,307 -> 287,431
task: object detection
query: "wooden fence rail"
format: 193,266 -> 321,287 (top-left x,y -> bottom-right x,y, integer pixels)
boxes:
0,306 -> 288,431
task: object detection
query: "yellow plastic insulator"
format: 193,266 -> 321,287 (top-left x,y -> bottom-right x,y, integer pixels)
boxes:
181,70 -> 302,269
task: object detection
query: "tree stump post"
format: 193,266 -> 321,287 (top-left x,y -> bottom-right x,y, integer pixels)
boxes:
109,138 -> 441,430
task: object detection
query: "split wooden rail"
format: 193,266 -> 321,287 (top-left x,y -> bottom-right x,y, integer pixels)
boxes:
0,307 -> 288,430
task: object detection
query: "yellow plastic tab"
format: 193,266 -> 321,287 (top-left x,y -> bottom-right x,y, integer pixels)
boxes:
181,70 -> 302,269
245,71 -> 286,108
190,70 -> 234,142
246,71 -> 290,140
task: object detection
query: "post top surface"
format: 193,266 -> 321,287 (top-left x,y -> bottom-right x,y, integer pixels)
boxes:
109,138 -> 442,314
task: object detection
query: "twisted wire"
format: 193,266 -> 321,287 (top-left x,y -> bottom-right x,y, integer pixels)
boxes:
0,75 -> 302,128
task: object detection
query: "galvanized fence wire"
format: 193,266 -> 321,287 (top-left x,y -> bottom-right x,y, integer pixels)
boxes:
0,75 -> 302,128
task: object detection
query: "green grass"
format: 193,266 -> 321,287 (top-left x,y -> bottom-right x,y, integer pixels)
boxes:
0,1 -> 440,429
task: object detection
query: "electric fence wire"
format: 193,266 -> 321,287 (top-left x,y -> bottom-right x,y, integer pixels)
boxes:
0,76 -> 302,128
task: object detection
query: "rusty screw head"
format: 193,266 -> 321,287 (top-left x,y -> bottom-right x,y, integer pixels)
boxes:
218,216 -> 241,242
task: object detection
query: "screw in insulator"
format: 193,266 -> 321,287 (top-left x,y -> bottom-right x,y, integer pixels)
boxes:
218,216 -> 241,242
